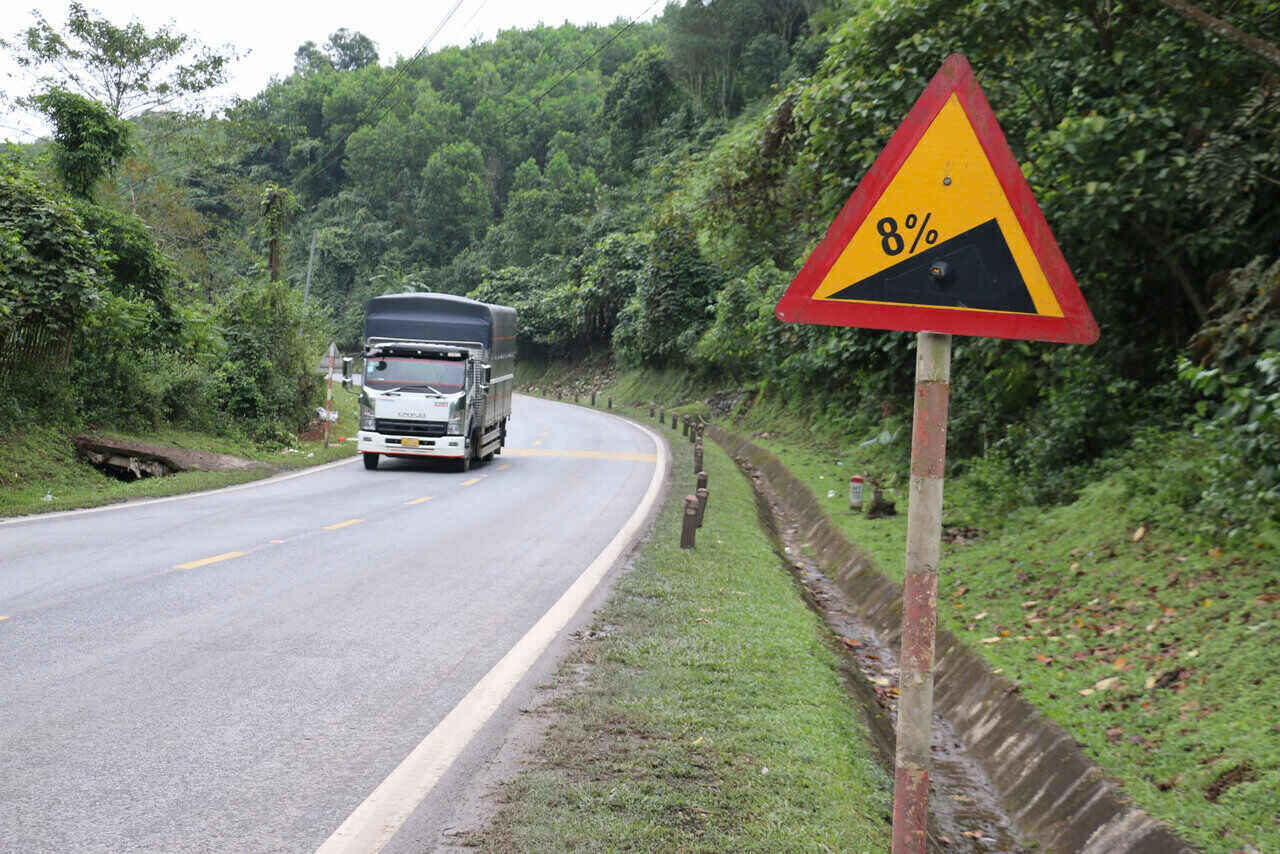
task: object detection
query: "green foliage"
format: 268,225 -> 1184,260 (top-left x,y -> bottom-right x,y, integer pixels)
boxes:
663,0 -> 813,119
1189,256 -> 1280,372
1177,352 -> 1280,535
414,141 -> 490,266
73,201 -> 174,319
484,151 -> 600,267
214,277 -> 325,440
344,88 -> 461,219
6,0 -> 1274,533
613,211 -> 723,366
5,1 -> 232,117
695,260 -> 788,378
258,182 -> 300,240
325,29 -> 378,72
603,47 -> 680,169
71,291 -> 165,427
32,87 -> 131,198
0,156 -> 102,334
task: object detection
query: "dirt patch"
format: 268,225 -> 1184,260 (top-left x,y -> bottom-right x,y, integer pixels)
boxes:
73,435 -> 270,479
1204,762 -> 1258,803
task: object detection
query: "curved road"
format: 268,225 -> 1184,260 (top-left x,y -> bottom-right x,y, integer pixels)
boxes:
0,395 -> 664,853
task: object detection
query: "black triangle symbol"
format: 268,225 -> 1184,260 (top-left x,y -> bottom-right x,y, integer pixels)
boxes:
826,219 -> 1037,314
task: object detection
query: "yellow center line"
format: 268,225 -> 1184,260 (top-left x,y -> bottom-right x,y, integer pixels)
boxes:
502,449 -> 657,462
324,518 -> 365,530
496,464 -> 511,472
532,439 -> 543,447
0,615 -> 9,622
407,496 -> 434,505
175,551 -> 245,570
460,477 -> 483,487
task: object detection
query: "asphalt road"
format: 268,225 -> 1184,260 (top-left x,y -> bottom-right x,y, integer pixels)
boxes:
0,395 -> 663,853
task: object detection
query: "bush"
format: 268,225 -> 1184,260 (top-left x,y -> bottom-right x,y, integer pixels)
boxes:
142,350 -> 223,432
214,277 -> 326,440
0,155 -> 102,338
72,292 -> 164,428
1176,352 -> 1280,538
695,260 -> 787,379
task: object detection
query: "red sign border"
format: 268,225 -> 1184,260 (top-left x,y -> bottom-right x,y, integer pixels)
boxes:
775,54 -> 1098,344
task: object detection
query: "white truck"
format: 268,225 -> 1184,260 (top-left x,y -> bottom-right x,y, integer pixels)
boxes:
344,292 -> 516,472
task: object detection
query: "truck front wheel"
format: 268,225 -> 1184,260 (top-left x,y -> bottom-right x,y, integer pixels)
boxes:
362,453 -> 379,470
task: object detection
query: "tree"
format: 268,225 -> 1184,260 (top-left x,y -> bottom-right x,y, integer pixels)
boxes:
32,87 -> 130,198
259,183 -> 299,281
603,47 -> 680,168
1156,0 -> 1280,70
293,41 -> 331,76
413,141 -> 490,266
326,29 -> 378,72
4,2 -> 234,118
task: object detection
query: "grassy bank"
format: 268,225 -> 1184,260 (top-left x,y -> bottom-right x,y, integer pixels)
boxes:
0,381 -> 359,518
463,406 -> 891,852
538,365 -> 1278,854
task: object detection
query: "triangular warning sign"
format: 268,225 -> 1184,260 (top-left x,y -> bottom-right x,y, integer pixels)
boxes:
776,55 -> 1097,344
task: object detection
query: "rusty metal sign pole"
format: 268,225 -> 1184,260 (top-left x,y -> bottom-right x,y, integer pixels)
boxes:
891,330 -> 952,854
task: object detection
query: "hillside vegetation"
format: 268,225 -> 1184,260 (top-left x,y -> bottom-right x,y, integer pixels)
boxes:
3,0 -> 1277,542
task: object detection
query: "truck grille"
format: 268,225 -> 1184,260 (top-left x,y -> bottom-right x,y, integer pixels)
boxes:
375,419 -> 448,437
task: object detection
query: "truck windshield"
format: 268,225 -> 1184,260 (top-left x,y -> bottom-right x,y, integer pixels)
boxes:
365,358 -> 465,392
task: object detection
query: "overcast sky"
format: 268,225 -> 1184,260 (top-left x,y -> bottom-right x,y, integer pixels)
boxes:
0,0 -> 665,142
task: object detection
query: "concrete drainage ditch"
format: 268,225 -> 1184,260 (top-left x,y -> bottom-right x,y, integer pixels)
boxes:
749,454 -> 1029,853
711,424 -> 1198,854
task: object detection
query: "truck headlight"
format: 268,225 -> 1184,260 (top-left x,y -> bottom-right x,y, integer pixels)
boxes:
447,399 -> 465,435
360,405 -> 376,431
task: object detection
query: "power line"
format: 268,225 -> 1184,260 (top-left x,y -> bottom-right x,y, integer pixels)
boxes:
291,0 -> 469,193
495,0 -> 665,138
454,0 -> 495,40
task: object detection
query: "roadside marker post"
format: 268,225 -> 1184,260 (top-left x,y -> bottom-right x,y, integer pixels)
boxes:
680,495 -> 699,549
773,54 -> 1096,854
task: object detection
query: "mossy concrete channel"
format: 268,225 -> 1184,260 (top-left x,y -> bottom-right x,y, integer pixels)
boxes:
708,423 -> 1198,854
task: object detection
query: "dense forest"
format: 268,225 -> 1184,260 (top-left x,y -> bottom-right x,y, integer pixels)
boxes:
2,0 -> 1277,537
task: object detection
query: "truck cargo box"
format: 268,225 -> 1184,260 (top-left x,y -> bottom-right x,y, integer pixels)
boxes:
363,293 -> 516,362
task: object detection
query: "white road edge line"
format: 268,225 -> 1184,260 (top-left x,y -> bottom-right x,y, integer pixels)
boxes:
314,415 -> 669,854
0,456 -> 360,527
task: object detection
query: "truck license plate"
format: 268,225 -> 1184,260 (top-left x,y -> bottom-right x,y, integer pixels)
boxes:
401,437 -> 419,448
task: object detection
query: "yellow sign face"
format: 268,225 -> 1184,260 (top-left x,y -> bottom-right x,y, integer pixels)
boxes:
813,95 -> 1063,317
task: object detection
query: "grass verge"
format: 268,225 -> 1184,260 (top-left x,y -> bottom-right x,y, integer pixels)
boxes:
762,434 -> 1278,853
462,408 -> 891,852
0,381 -> 360,518
550,373 -> 1278,854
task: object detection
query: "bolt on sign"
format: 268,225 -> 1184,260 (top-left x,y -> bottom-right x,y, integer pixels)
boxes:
776,54 -> 1097,344
775,54 -> 1096,854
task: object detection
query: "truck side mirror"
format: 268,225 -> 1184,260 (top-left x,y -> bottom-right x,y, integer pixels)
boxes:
341,356 -> 354,392
481,363 -> 491,390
